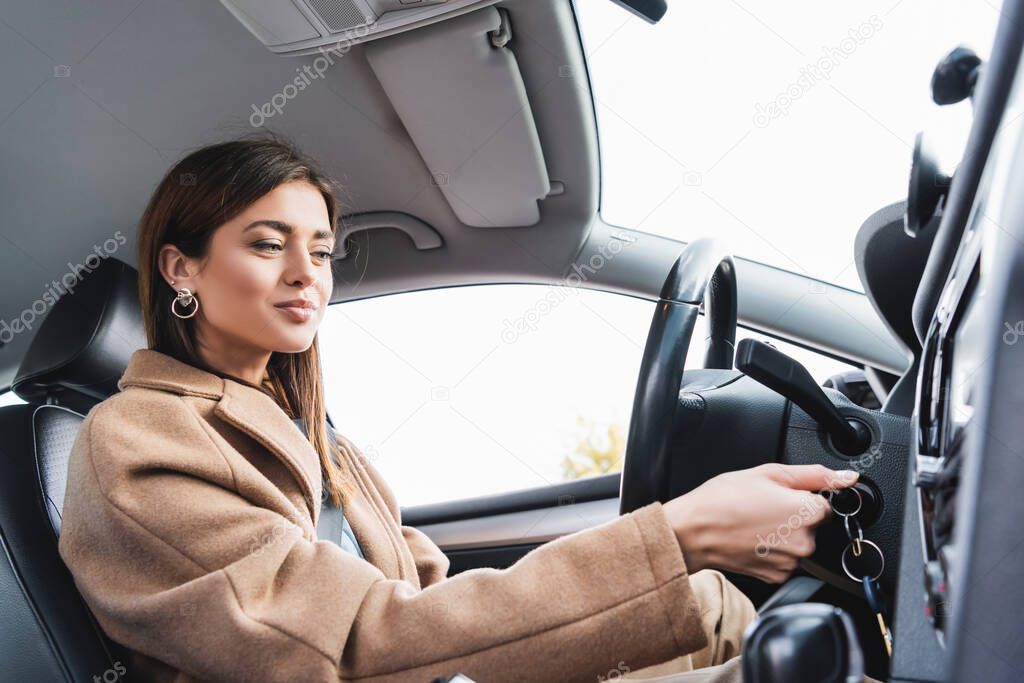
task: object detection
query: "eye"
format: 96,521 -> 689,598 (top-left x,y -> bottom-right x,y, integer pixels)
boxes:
254,241 -> 283,253
314,251 -> 333,261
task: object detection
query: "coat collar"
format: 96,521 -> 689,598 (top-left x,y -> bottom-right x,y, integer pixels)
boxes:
117,349 -> 323,527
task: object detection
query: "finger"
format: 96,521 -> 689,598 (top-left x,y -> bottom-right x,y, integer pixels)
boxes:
821,467 -> 860,490
797,539 -> 817,558
768,464 -> 859,491
762,551 -> 797,573
784,532 -> 817,559
750,567 -> 789,584
764,566 -> 795,584
798,491 -> 832,526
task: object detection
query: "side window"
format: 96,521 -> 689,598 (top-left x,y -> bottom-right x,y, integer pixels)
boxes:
320,285 -> 653,507
320,285 -> 859,507
0,389 -> 26,407
734,329 -> 862,387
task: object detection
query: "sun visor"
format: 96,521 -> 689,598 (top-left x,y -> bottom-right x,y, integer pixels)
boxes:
219,1 -> 499,54
365,7 -> 551,227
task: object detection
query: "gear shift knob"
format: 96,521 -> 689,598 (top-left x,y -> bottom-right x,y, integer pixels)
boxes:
742,603 -> 865,683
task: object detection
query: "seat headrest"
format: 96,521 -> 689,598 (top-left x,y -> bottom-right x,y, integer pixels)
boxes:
12,258 -> 146,404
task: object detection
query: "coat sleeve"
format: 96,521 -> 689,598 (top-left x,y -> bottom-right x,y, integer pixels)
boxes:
59,395 -> 709,683
399,523 -> 450,588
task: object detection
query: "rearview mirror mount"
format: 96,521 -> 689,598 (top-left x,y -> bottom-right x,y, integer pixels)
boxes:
607,0 -> 668,24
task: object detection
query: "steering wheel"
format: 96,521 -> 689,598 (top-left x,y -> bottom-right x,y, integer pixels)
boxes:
620,239 -> 738,512
620,239 -> 909,598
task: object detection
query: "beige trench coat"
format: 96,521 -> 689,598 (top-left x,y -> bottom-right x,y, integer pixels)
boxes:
58,348 -> 751,682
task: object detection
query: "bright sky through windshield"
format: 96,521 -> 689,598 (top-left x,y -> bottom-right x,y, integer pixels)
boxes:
574,0 -> 1001,291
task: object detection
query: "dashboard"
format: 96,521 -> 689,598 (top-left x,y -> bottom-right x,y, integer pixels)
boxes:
896,3 -> 1024,679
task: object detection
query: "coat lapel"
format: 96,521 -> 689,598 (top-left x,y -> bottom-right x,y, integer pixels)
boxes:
329,441 -> 406,580
116,349 -> 416,582
117,349 -> 323,527
214,382 -> 323,527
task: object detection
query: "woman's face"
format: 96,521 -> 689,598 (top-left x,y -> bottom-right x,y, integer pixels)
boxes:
160,180 -> 335,375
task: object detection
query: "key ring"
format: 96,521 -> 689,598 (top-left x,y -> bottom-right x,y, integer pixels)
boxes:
841,538 -> 885,582
828,486 -> 862,518
844,515 -> 864,556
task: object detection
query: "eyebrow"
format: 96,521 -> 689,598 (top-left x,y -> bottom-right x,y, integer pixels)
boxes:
243,220 -> 334,241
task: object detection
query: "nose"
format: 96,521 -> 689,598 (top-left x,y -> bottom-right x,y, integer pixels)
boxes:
283,247 -> 320,289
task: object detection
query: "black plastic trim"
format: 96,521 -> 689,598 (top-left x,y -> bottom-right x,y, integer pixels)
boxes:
401,472 -> 620,526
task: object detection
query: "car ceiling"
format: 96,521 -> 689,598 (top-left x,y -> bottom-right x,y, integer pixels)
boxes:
0,0 -> 603,385
0,0 -> 912,391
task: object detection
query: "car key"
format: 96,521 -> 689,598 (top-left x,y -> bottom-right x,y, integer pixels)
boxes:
841,535 -> 892,658
862,575 -> 893,656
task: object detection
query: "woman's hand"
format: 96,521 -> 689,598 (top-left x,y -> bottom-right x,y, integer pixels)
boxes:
662,463 -> 859,584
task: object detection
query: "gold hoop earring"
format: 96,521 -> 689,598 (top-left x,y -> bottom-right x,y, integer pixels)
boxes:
171,286 -> 199,319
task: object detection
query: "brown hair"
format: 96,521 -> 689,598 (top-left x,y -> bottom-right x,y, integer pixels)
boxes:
136,133 -> 352,507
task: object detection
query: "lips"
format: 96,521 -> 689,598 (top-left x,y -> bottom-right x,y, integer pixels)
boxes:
274,299 -> 318,322
274,299 -> 317,310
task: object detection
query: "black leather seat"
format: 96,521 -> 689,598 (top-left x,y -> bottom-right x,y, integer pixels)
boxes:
0,257 -> 146,681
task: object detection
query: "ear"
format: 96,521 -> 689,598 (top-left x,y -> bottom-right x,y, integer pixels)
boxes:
158,243 -> 198,290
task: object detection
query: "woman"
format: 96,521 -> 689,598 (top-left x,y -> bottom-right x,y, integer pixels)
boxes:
58,137 -> 860,683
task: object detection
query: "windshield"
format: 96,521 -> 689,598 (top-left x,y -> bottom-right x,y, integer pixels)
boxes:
574,1 -> 1001,291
